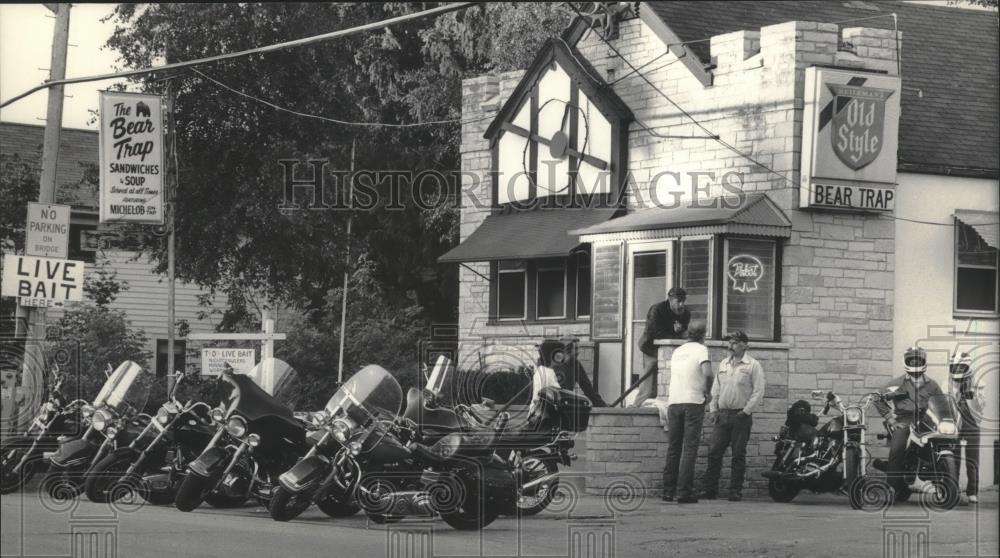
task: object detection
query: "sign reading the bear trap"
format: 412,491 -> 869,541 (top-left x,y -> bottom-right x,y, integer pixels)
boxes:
2,254 -> 84,302
99,91 -> 165,225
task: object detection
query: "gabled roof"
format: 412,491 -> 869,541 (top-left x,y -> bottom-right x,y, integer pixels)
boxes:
483,39 -> 633,141
571,193 -> 791,238
0,121 -> 99,210
635,1 -> 999,177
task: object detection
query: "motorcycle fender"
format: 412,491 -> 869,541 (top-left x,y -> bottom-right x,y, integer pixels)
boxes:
188,447 -> 231,478
49,437 -> 97,468
279,455 -> 330,493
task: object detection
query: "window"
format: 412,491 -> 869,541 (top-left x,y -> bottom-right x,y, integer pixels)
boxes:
576,251 -> 591,318
156,339 -> 186,378
536,260 -> 566,319
68,223 -> 98,263
497,261 -> 527,320
955,220 -> 999,314
723,238 -> 777,340
679,238 -> 712,333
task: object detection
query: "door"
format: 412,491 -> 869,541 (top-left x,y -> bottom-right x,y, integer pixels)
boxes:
623,241 -> 673,406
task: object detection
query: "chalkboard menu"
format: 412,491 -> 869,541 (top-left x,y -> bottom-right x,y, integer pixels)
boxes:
591,242 -> 623,339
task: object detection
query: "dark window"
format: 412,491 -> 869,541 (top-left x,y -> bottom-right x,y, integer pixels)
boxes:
156,339 -> 186,378
536,260 -> 566,319
497,261 -> 527,320
576,252 -> 591,318
724,238 -> 776,340
68,223 -> 98,263
956,220 -> 999,313
679,238 -> 711,332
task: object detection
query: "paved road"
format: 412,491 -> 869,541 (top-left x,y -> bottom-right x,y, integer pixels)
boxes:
2,488 -> 997,558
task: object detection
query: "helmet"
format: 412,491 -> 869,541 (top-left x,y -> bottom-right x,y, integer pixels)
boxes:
903,346 -> 927,377
949,352 -> 972,380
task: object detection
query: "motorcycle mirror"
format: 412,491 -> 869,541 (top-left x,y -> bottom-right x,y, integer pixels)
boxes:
886,386 -> 898,393
810,389 -> 825,399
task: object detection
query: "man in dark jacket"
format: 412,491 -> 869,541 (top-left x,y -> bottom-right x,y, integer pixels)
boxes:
632,287 -> 690,407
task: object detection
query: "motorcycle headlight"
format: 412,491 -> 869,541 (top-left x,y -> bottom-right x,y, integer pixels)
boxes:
330,418 -> 352,443
210,408 -> 225,423
347,441 -> 362,455
82,405 -> 95,419
432,433 -> 463,459
938,420 -> 957,435
226,416 -> 248,438
92,409 -> 111,431
156,408 -> 172,424
247,433 -> 261,447
105,425 -> 119,438
845,407 -> 863,425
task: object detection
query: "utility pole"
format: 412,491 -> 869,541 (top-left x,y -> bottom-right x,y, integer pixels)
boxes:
164,78 -> 178,393
336,140 -> 356,385
15,4 -> 71,429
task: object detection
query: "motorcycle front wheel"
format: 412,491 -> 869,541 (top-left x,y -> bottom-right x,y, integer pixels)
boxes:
269,485 -> 313,521
0,437 -> 40,494
41,467 -> 83,502
316,492 -> 360,518
175,471 -> 219,512
85,448 -> 141,503
925,454 -> 960,512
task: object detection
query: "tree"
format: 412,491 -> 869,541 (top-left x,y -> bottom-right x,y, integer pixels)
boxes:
104,3 -> 570,379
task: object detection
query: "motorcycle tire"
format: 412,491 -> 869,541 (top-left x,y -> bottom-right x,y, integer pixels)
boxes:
0,437 -> 40,494
316,492 -> 360,518
516,458 -> 559,516
85,448 -> 141,504
767,476 -> 800,503
925,454 -> 960,512
175,471 -> 217,512
140,486 -> 176,506
439,480 -> 501,531
844,446 -> 861,489
41,467 -> 83,502
269,485 -> 313,522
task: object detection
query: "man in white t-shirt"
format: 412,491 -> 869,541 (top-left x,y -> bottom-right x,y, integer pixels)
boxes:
662,321 -> 712,503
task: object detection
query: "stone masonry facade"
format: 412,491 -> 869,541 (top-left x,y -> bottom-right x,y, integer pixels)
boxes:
458,17 -> 901,495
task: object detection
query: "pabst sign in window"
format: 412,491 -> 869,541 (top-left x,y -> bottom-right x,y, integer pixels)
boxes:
800,68 -> 901,212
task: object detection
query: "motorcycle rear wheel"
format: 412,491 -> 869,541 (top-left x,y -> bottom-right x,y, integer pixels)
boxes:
269,485 -> 313,521
767,476 -> 800,503
516,458 -> 558,516
0,438 -> 40,494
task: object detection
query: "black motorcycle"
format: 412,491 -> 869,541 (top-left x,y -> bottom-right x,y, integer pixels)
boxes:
174,359 -> 309,512
763,389 -> 888,508
41,361 -> 153,500
83,371 -> 218,504
0,366 -> 84,494
872,389 -> 963,511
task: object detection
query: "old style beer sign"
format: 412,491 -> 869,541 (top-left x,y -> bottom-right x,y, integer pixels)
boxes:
98,91 -> 165,225
800,68 -> 901,212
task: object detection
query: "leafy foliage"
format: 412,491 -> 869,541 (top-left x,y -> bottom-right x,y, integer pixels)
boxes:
0,154 -> 40,256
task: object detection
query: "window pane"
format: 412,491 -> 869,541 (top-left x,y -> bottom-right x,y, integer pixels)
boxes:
577,253 -> 591,317
957,222 -> 999,267
725,238 -> 775,340
537,266 -> 566,318
498,271 -> 526,319
680,239 -> 711,326
957,267 -> 998,312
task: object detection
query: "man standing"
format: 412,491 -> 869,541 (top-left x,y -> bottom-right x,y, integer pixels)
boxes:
632,287 -> 690,407
662,321 -> 712,503
949,352 -> 981,505
702,330 -> 765,501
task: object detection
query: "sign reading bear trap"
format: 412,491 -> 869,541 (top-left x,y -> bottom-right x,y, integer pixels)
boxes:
2,254 -> 84,303
201,348 -> 256,376
99,91 -> 165,224
800,68 -> 901,212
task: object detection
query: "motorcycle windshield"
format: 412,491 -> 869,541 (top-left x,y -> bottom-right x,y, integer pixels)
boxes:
244,358 -> 294,394
925,394 -> 959,422
103,361 -> 153,415
324,365 -> 402,425
93,361 -> 137,407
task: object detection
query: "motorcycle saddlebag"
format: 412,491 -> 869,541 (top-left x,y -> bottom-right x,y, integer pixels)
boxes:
540,388 -> 592,432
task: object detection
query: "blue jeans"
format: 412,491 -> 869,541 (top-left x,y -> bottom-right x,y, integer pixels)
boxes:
663,403 -> 706,498
702,410 -> 753,494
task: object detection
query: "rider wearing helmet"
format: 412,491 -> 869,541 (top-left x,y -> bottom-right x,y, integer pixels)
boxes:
874,346 -> 944,498
949,352 -> 981,504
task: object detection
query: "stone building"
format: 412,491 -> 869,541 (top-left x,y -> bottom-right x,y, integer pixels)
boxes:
441,1 -> 998,495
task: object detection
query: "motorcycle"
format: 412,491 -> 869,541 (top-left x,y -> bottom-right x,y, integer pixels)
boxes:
872,389 -> 964,510
762,389 -> 889,508
0,366 -> 85,494
279,363 -> 522,530
41,361 -> 152,500
83,370 -> 218,505
174,358 -> 309,512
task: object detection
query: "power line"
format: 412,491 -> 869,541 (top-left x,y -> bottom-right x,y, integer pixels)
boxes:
191,69 -> 492,128
566,3 -> 997,228
0,2 -> 477,109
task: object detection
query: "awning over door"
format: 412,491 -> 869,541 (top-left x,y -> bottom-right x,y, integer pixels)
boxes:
954,210 -> 999,249
438,208 -> 619,263
571,193 -> 791,239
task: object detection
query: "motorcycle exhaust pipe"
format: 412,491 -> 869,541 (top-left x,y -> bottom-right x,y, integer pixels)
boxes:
521,472 -> 559,496
377,491 -> 435,517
